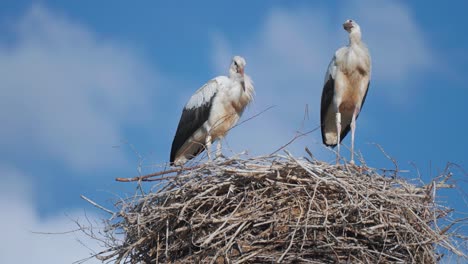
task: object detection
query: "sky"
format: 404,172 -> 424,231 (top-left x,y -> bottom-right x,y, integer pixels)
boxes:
0,0 -> 467,263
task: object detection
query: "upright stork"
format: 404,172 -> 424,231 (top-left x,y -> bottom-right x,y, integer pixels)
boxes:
170,56 -> 254,165
320,19 -> 371,164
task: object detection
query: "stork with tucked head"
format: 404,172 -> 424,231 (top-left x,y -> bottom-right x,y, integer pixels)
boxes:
170,56 -> 254,165
320,19 -> 371,164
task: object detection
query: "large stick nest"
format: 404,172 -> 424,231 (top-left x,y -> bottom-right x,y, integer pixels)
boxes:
88,153 -> 466,263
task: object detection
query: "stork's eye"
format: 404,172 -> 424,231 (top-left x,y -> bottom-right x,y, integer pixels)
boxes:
234,61 -> 238,67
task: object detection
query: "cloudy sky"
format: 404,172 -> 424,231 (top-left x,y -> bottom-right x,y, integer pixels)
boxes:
0,1 -> 467,262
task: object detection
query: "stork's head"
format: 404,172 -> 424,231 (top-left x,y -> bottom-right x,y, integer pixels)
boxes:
230,55 -> 246,77
343,19 -> 360,34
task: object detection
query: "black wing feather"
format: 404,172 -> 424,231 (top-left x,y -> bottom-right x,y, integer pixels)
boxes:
320,76 -> 335,146
339,81 -> 370,143
170,93 -> 216,163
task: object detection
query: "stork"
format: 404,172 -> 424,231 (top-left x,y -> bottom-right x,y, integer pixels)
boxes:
320,19 -> 371,164
170,56 -> 254,165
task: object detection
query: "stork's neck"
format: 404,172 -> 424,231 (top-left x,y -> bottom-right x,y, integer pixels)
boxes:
229,68 -> 236,78
348,30 -> 362,46
229,71 -> 243,81
228,72 -> 247,93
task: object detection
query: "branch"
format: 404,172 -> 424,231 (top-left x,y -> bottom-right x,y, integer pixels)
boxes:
232,105 -> 276,129
270,126 -> 320,155
115,164 -> 203,182
80,195 -> 114,215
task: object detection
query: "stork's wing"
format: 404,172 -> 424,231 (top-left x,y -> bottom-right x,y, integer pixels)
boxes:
185,77 -> 225,109
339,81 -> 370,142
320,56 -> 337,146
170,78 -> 223,163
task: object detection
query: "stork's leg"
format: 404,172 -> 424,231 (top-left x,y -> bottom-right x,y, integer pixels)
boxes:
216,137 -> 223,158
336,112 -> 341,164
206,134 -> 212,161
350,107 -> 359,164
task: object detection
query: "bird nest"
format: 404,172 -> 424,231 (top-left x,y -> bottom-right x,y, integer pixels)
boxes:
83,153 -> 466,263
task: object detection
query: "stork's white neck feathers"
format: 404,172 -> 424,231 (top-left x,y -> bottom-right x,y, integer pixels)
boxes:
348,29 -> 362,46
229,71 -> 243,80
343,20 -> 363,46
241,74 -> 255,104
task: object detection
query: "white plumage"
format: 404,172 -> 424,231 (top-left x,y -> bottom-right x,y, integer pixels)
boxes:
170,56 -> 254,165
320,19 -> 371,164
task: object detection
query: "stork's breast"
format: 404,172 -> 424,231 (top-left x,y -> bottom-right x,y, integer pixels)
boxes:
230,101 -> 244,113
338,73 -> 363,113
207,101 -> 239,139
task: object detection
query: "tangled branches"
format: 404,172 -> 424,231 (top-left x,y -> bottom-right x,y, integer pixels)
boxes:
82,154 -> 467,263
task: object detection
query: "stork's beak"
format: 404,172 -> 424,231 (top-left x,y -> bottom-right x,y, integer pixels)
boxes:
239,67 -> 244,76
343,21 -> 353,31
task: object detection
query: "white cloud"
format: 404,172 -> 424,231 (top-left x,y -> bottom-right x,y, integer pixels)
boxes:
210,1 -> 433,158
0,165 -> 102,264
0,5 -> 157,171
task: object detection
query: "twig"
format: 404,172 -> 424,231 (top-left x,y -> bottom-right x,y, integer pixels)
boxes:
115,164 -> 203,182
371,142 -> 399,178
80,195 -> 114,215
270,126 -> 320,155
232,105 -> 276,129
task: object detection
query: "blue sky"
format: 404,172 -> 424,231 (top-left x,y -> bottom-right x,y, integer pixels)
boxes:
0,1 -> 467,263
